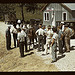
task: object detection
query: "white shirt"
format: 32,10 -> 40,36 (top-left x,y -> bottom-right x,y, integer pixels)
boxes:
62,25 -> 65,32
20,24 -> 22,28
17,32 -> 20,40
21,30 -> 26,37
16,24 -> 20,29
36,28 -> 46,36
68,27 -> 74,37
23,25 -> 25,28
46,29 -> 53,39
52,33 -> 58,43
11,27 -> 17,34
17,32 -> 25,42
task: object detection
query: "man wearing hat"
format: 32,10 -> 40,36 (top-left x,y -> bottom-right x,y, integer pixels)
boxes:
64,24 -> 70,52
16,19 -> 21,29
60,22 -> 65,48
42,25 -> 53,55
61,22 -> 65,32
57,26 -> 63,55
5,25 -> 11,50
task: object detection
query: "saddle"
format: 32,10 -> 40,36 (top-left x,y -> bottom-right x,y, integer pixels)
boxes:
28,28 -> 35,39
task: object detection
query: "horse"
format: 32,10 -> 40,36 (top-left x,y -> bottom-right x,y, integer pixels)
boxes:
27,27 -> 37,50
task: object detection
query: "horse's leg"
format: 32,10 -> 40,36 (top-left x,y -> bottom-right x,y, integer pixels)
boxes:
33,38 -> 34,48
29,38 -> 31,50
35,37 -> 37,45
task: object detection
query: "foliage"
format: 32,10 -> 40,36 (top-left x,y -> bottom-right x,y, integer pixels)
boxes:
0,3 -> 45,21
0,4 -> 16,21
25,3 -> 38,14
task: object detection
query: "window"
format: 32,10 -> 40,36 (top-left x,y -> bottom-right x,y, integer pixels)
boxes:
62,12 -> 67,21
44,12 -> 49,21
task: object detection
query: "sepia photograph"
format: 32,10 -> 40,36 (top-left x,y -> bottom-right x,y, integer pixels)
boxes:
0,3 -> 75,72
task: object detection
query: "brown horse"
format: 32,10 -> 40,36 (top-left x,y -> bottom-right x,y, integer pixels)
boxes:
27,27 -> 37,50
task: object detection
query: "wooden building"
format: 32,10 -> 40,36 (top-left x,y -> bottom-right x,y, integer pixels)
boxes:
41,3 -> 75,27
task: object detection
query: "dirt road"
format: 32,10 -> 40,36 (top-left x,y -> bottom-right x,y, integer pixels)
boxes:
0,22 -> 58,72
1,22 -> 75,71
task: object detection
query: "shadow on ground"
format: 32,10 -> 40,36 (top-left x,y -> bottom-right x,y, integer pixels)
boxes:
26,49 -> 33,52
57,54 -> 65,61
7,47 -> 16,51
70,46 -> 75,51
24,52 -> 34,57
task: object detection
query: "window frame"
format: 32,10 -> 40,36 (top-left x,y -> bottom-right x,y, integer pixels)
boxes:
44,12 -> 50,21
62,12 -> 67,21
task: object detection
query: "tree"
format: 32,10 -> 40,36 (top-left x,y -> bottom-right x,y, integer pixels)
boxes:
19,3 -> 25,22
25,3 -> 38,14
0,4 -> 16,21
18,3 -> 38,23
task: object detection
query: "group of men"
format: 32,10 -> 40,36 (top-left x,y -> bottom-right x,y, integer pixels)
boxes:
36,22 -> 74,63
5,20 -> 74,63
6,20 -> 28,57
57,22 -> 74,54
35,24 -> 58,63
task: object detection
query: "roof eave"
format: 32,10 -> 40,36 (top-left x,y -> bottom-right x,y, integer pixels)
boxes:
60,3 -> 72,13
41,3 -> 72,13
40,3 -> 50,11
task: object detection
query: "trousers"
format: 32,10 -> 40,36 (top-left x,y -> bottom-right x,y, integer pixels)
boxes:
24,37 -> 27,52
58,39 -> 63,54
6,36 -> 11,50
38,35 -> 44,51
65,37 -> 70,51
19,42 -> 24,57
62,36 -> 65,47
13,33 -> 17,47
51,43 -> 57,61
44,38 -> 51,54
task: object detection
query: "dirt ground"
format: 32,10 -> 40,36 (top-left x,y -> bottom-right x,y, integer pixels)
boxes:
0,32 -> 58,72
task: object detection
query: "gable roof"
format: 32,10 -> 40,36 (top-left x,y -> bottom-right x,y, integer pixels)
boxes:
41,3 -> 75,13
63,3 -> 75,10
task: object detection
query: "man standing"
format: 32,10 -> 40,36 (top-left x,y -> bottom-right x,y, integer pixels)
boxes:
43,25 -> 53,55
21,27 -> 28,52
36,24 -> 46,51
17,28 -> 25,57
33,24 -> 38,45
6,25 -> 11,50
51,27 -> 58,63
64,24 -> 71,52
57,26 -> 63,55
42,25 -> 47,45
28,27 -> 35,50
16,20 -> 21,47
60,22 -> 65,48
11,24 -> 17,48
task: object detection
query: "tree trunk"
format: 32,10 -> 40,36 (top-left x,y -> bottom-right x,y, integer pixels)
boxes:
21,5 -> 24,22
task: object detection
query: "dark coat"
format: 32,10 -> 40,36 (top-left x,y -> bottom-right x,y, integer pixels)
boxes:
6,29 -> 11,49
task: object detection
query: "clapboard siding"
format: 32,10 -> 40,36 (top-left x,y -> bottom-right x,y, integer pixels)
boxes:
43,3 -> 74,26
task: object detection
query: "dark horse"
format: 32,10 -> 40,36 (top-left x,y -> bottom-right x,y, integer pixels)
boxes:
27,27 -> 37,50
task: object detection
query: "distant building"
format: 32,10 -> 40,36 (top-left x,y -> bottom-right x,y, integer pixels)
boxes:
41,3 -> 75,27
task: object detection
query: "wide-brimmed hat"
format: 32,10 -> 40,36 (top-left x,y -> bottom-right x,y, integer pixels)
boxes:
17,20 -> 21,23
65,24 -> 69,27
61,22 -> 64,24
7,25 -> 11,28
48,25 -> 51,28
